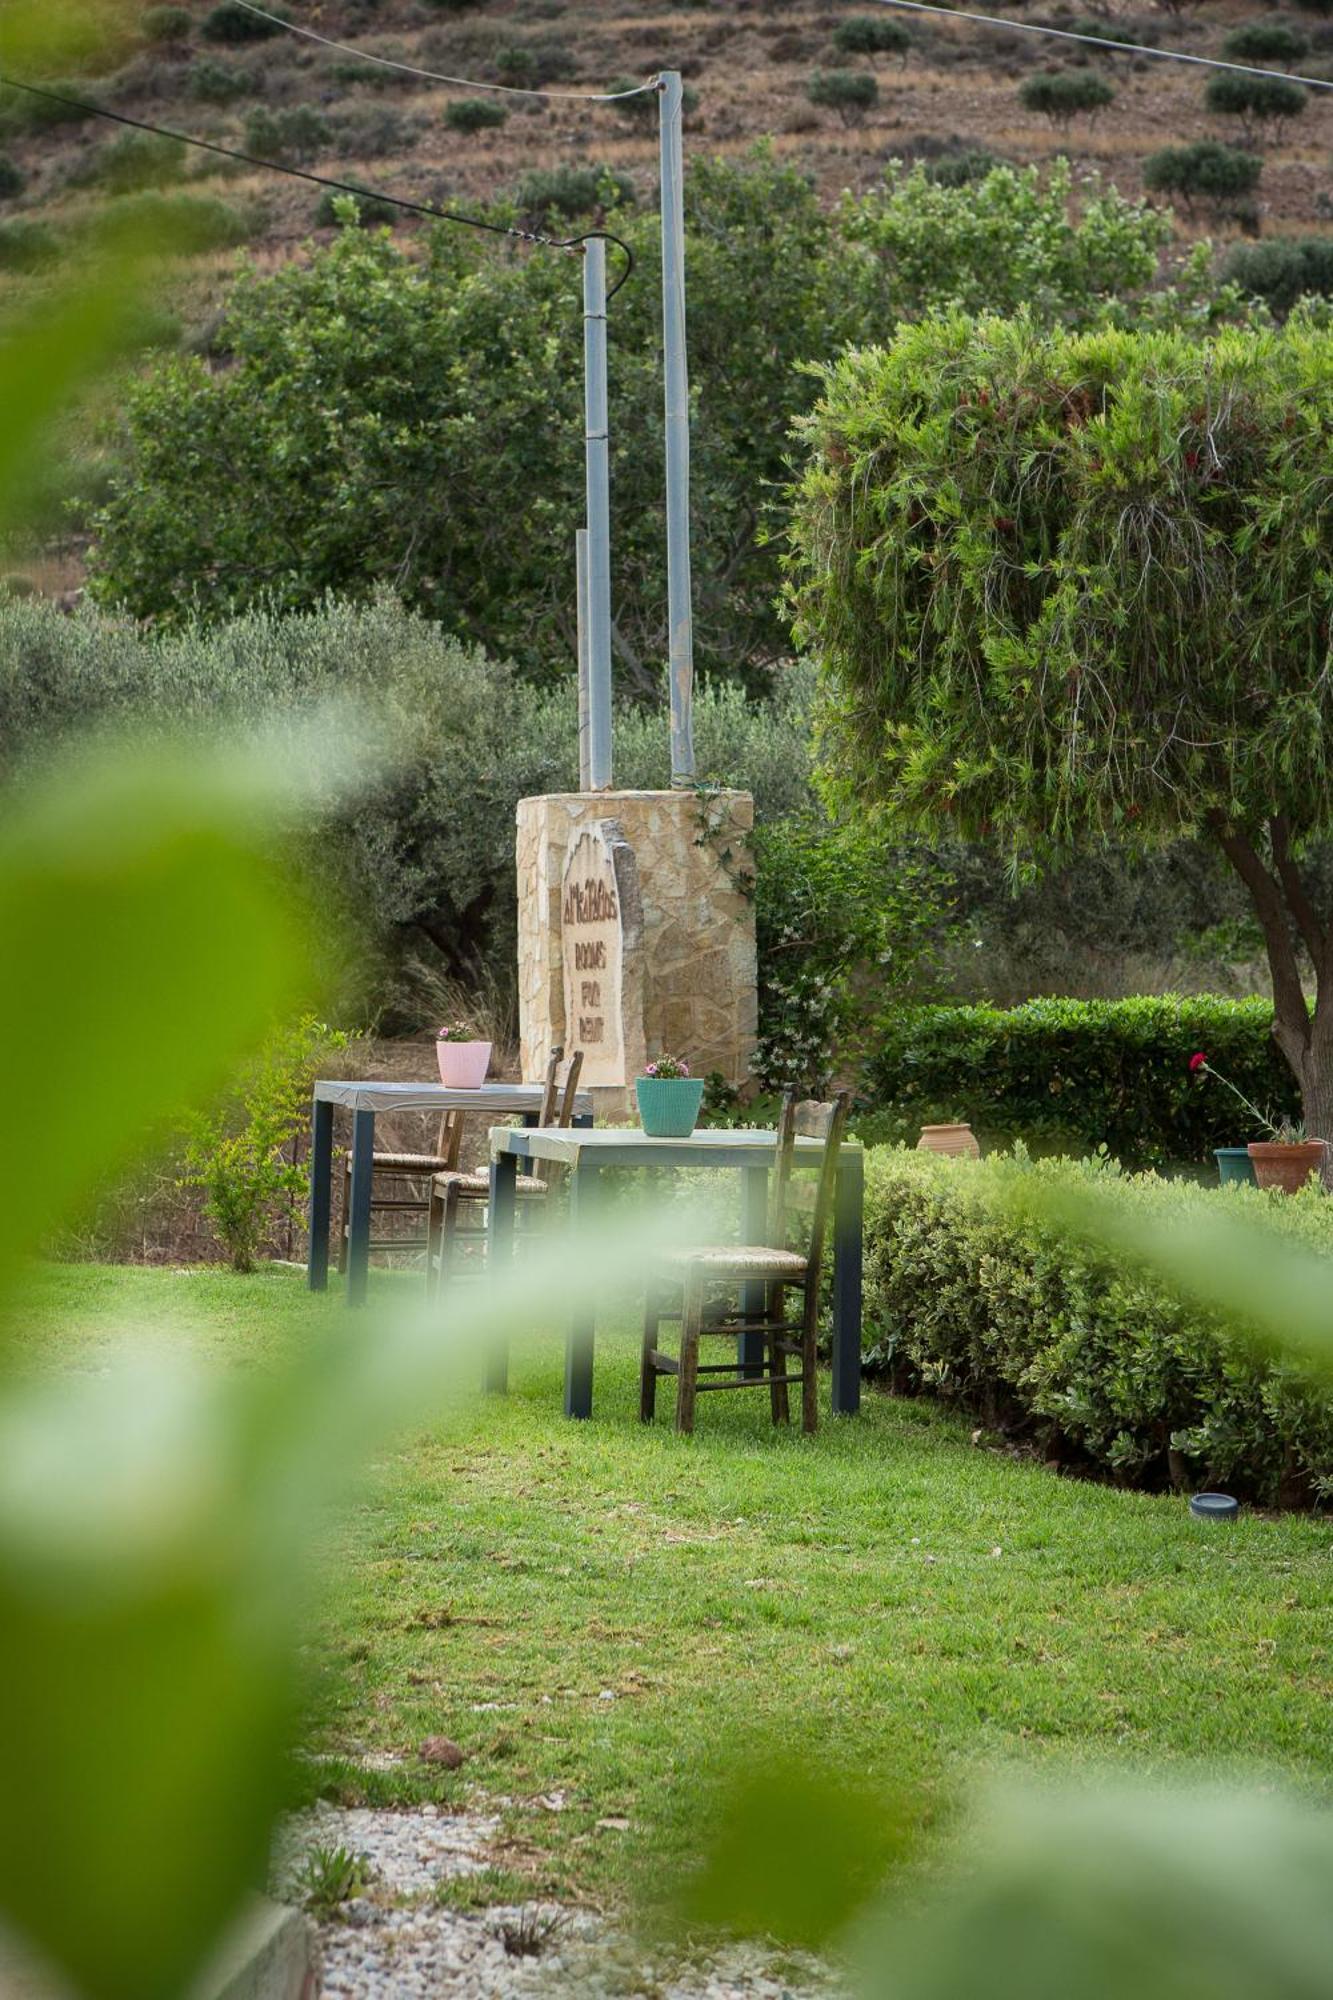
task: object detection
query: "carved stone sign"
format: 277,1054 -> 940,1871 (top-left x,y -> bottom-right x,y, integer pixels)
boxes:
560,819 -> 642,1089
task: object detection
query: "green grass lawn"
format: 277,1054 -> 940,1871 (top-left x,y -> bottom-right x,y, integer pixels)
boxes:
16,1262 -> 1333,1919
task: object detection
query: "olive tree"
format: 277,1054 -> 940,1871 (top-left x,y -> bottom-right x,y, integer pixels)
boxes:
787,315 -> 1333,1138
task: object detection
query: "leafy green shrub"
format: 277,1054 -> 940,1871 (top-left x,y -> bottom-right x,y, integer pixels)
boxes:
867,997 -> 1299,1165
203,1 -> 286,43
921,146 -> 1002,186
1142,139 -> 1262,210
806,68 -> 880,122
0,157 -> 23,200
1019,70 -> 1115,123
1223,234 -> 1333,313
186,57 -> 253,103
182,1015 -> 348,1271
1220,18 -> 1310,59
605,75 -> 661,123
314,189 -> 400,228
513,162 -> 634,223
0,219 -> 59,272
328,103 -> 412,158
90,191 -> 255,256
0,82 -> 99,134
444,96 -> 507,132
862,1147 -> 1333,1501
1204,71 -> 1307,137
495,40 -> 578,86
243,105 -> 330,163
832,15 -> 912,59
67,131 -> 186,193
142,5 -> 192,43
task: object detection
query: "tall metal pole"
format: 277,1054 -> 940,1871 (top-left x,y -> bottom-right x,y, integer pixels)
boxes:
583,237 -> 613,792
658,69 -> 695,786
575,527 -> 591,791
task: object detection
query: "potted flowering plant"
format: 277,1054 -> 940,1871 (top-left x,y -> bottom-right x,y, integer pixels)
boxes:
436,1022 -> 492,1090
1189,1052 -> 1325,1192
635,1054 -> 704,1138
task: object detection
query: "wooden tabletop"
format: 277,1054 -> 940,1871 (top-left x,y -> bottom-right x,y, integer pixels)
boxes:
490,1125 -> 863,1171
315,1080 -> 595,1116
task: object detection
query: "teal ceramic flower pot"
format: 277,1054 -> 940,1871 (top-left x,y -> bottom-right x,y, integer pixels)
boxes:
1215,1146 -> 1257,1186
636,1075 -> 704,1138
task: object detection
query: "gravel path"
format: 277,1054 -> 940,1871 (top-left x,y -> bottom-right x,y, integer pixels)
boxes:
276,1804 -> 840,1999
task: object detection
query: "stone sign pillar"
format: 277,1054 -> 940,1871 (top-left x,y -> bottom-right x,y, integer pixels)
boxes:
559,820 -> 646,1091
517,789 -> 757,1119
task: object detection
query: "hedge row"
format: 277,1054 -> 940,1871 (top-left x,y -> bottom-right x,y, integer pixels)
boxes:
868,996 -> 1298,1167
862,1149 -> 1333,1504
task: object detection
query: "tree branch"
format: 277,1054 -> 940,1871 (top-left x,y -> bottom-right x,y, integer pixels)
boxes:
1268,815 -> 1327,969
1209,815 -> 1311,1064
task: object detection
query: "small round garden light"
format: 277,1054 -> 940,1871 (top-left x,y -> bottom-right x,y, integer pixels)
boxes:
1189,1492 -> 1240,1523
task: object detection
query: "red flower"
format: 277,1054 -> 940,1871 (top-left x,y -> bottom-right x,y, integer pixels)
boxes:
1189,1052 -> 1208,1074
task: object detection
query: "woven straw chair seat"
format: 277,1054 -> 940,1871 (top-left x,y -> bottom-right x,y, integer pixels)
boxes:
366,1151 -> 456,1172
663,1244 -> 808,1279
432,1170 -> 548,1197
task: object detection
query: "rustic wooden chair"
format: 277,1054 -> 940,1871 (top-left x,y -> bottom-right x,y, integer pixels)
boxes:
337,1047 -> 563,1274
640,1092 -> 850,1436
425,1047 -> 584,1294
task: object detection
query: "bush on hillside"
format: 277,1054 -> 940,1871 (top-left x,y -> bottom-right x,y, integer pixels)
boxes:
67,131 -> 186,193
1142,140 -> 1262,210
1019,70 -> 1116,123
862,1148 -> 1333,1503
0,157 -> 24,200
186,58 -> 253,102
443,96 -> 507,132
90,191 -> 256,256
314,189 -> 400,228
203,1 -> 286,43
243,105 -> 331,163
867,997 -> 1299,1166
0,82 -> 99,135
1204,71 -> 1307,137
1223,234 -> 1333,312
806,68 -> 880,122
1220,18 -> 1310,59
142,5 -> 192,43
513,163 -> 635,224
832,16 -> 912,60
921,147 -> 1002,185
0,219 -> 59,271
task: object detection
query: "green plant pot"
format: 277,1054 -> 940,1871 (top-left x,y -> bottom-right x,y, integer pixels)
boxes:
1214,1146 -> 1257,1186
635,1075 -> 704,1138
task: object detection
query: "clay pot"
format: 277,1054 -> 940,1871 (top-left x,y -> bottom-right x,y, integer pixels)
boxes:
1247,1140 -> 1327,1194
917,1122 -> 981,1159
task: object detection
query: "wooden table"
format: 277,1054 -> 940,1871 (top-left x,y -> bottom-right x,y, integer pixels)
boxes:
487,1125 -> 864,1420
306,1080 -> 593,1305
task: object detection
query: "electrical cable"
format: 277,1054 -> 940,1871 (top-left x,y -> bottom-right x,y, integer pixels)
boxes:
862,0 -> 1333,91
0,74 -> 635,293
231,0 -> 661,102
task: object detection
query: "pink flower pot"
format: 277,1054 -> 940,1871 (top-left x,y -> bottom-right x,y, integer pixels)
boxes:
436,1039 -> 492,1089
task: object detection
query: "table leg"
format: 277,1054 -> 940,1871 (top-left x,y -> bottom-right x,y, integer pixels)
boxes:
485,1152 -> 518,1395
738,1163 -> 769,1377
565,1162 -> 598,1419
307,1097 -> 334,1292
346,1108 -> 375,1309
832,1147 -> 863,1416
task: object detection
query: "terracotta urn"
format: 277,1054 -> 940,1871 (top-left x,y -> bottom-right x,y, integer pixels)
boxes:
916,1122 -> 981,1159
1247,1140 -> 1327,1194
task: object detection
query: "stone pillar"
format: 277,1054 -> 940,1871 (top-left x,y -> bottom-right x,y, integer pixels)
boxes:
516,789 -> 757,1116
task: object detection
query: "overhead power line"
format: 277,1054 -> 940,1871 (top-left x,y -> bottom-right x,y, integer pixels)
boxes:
864,0 -> 1333,91
232,0 -> 661,101
0,74 -> 635,293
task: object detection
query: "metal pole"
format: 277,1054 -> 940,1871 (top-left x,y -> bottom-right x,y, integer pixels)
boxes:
575,527 -> 591,791
583,237 -> 613,792
658,69 -> 695,786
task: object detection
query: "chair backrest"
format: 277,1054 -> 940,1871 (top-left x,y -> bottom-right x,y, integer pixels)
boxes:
432,1109 -> 465,1170
537,1043 -> 566,1125
767,1091 -> 851,1279
534,1047 -> 583,1183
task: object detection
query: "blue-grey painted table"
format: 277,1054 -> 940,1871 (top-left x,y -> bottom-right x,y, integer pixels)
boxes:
306,1079 -> 593,1306
487,1124 -> 864,1420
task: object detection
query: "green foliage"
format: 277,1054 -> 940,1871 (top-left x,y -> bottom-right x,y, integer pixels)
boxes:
513,162 -> 635,224
186,56 -> 253,103
1220,18 -> 1310,59
243,104 -> 331,163
833,14 -> 912,58
806,67 -> 880,122
920,146 -> 1001,187
605,75 -> 681,123
861,1148 -> 1333,1500
0,218 -> 58,271
1019,69 -> 1116,124
1204,70 -> 1307,136
202,0 -> 285,42
443,95 -> 507,132
141,4 -> 192,43
1142,140 -> 1262,211
314,188 -> 400,228
0,155 -> 25,201
91,190 -> 255,255
1223,234 -> 1333,314
68,129 -> 186,192
0,80 -> 99,134
752,818 -> 954,1096
182,1014 -> 347,1271
294,1844 -> 374,1915
866,996 -> 1299,1164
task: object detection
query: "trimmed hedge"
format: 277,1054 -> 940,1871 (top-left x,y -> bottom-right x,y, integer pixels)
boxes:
862,1148 -> 1333,1503
868,996 -> 1298,1166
